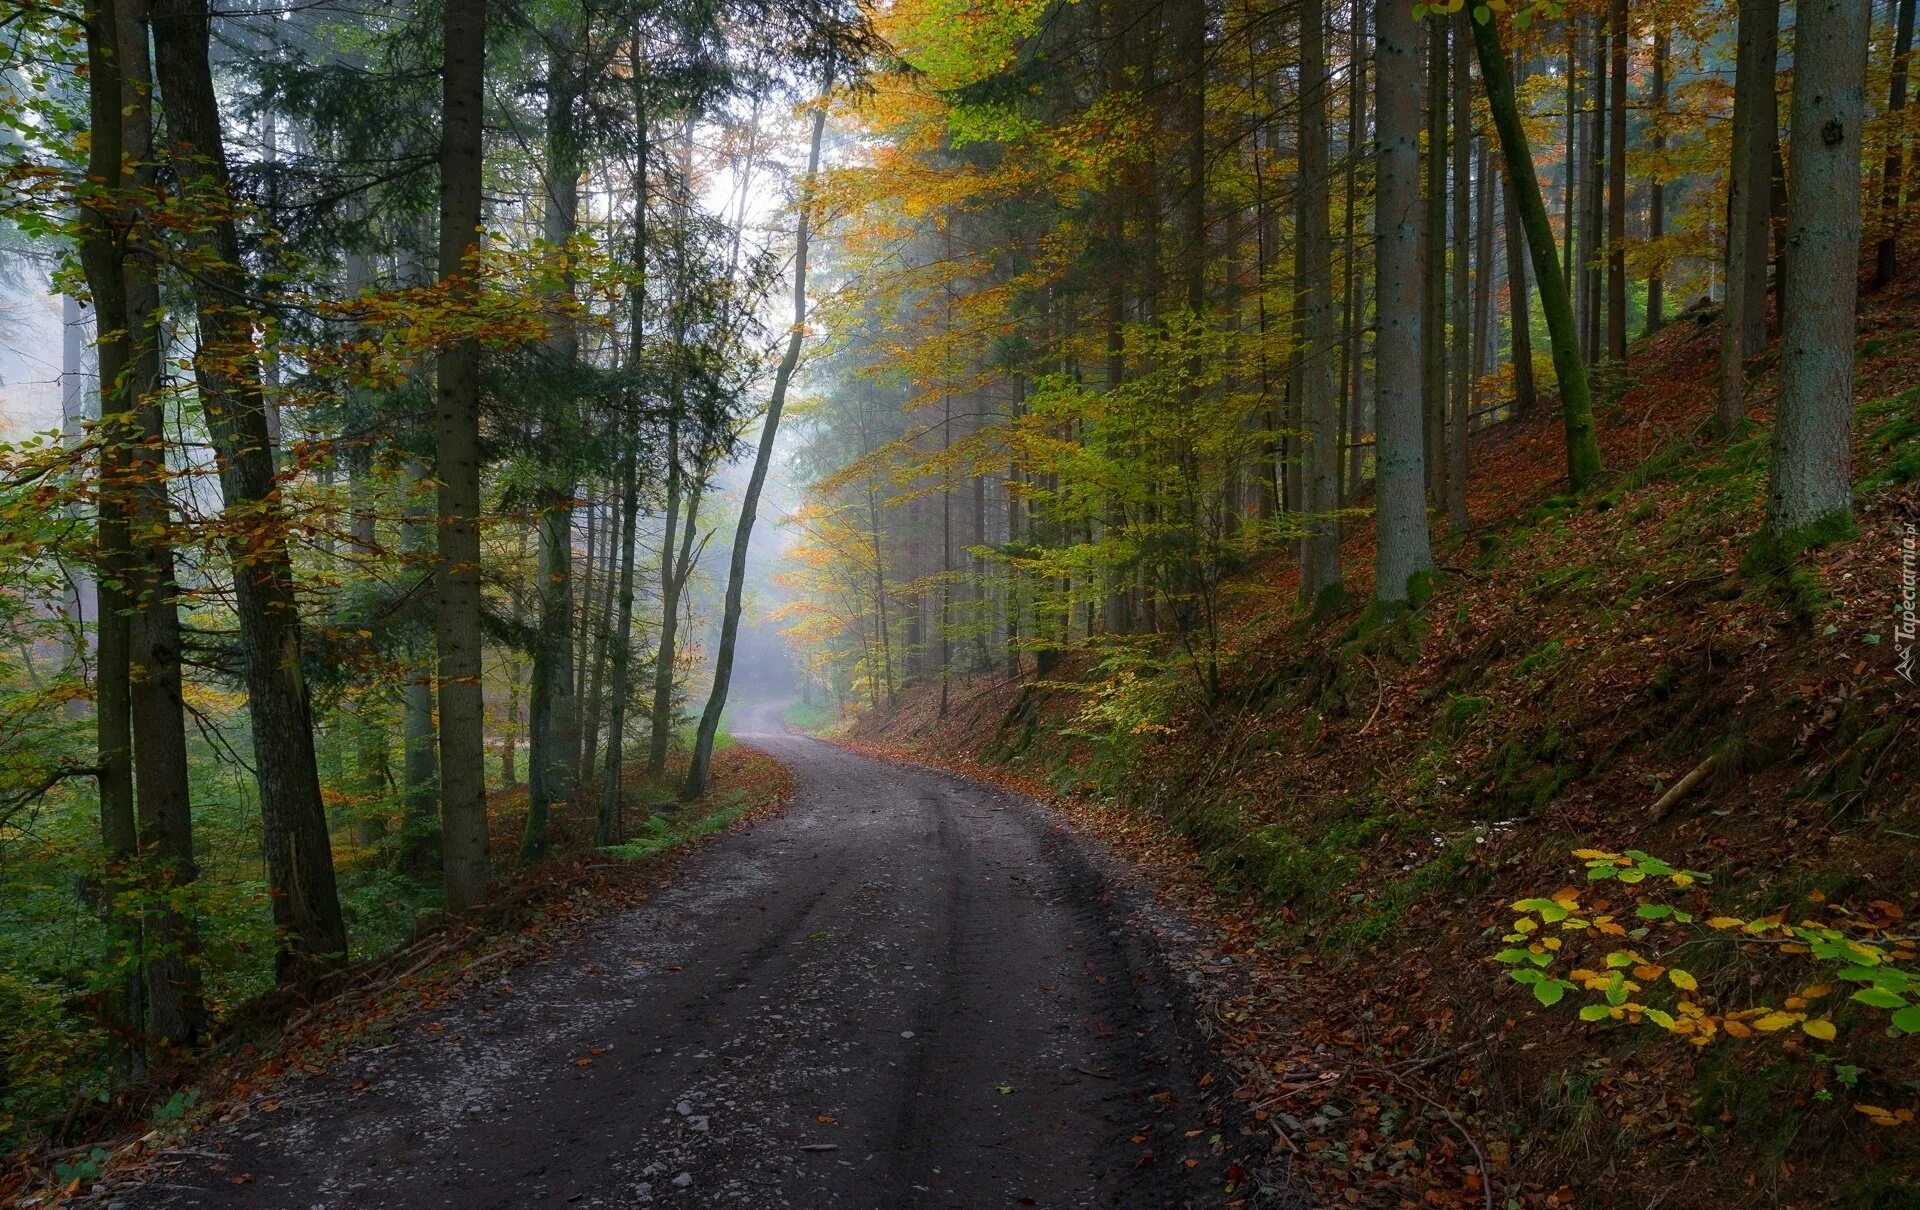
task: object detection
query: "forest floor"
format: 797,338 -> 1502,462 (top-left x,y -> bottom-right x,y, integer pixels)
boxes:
840,295 -> 1920,1206
79,700 -> 1278,1208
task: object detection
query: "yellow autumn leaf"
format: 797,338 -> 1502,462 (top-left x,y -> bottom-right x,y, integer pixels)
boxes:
1801,1019 -> 1837,1042
1723,1019 -> 1752,1038
1668,969 -> 1699,992
1752,1012 -> 1797,1032
1706,917 -> 1744,930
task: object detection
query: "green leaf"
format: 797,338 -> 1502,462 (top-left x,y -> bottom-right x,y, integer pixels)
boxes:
1494,948 -> 1534,964
1510,968 -> 1544,985
1890,1005 -> 1920,1035
1578,1004 -> 1611,1022
1514,897 -> 1571,922
1852,987 -> 1908,1010
1644,1008 -> 1676,1029
1534,979 -> 1566,1007
1635,904 -> 1671,919
1473,3 -> 1490,22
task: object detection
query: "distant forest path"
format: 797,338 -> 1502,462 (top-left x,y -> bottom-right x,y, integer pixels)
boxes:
121,700 -> 1249,1209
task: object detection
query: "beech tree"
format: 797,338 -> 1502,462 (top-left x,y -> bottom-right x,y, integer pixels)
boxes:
1767,0 -> 1870,535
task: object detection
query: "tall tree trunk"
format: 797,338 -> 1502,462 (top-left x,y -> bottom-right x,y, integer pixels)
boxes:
1300,0 -> 1342,602
150,0 -> 348,981
1606,0 -> 1628,363
1645,26 -> 1667,333
434,0 -> 492,912
78,0 -> 147,1063
1876,0 -> 1917,288
581,493 -> 618,781
1373,0 -> 1435,605
1719,0 -> 1779,432
1503,147 -> 1538,417
683,78 -> 830,801
596,445 -> 641,842
1424,19 -> 1449,509
1767,0 -> 1868,534
1472,13 -> 1602,490
523,28 -> 583,865
1473,137 -> 1495,384
596,81 -> 650,838
1447,14 -> 1471,532
1581,23 -> 1604,362
92,0 -> 204,1047
399,459 -> 441,876
1562,22 -> 1578,285
1340,0 -> 1368,504
59,293 -> 93,701
646,442 -> 684,777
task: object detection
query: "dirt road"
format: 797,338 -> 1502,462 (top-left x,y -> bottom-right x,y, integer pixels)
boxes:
121,701 -> 1251,1208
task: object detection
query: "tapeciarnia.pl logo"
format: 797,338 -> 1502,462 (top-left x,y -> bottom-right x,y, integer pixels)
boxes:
1899,520 -> 1917,685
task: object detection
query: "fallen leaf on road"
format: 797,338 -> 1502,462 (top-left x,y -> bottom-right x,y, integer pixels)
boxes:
817,1113 -> 838,1125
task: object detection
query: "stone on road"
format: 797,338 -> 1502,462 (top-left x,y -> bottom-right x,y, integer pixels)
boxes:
122,700 -> 1238,1208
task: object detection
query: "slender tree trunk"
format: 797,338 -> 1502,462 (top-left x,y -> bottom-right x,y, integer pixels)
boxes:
501,657 -> 520,785
1645,28 -> 1667,334
1300,0 -> 1342,601
1472,13 -> 1602,490
1582,24 -> 1604,362
1606,0 -> 1628,362
59,293 -> 93,702
523,30 -> 583,865
683,78 -> 830,800
150,0 -> 348,981
1504,149 -> 1538,417
1768,0 -> 1868,534
1562,23 -> 1578,285
582,493 -> 618,781
1876,0 -> 1917,288
1339,0 -> 1367,504
1374,0 -> 1435,605
1473,137 -> 1495,385
596,422 -> 642,844
1424,19 -> 1449,509
1719,0 -> 1779,431
594,57 -> 656,831
1447,13 -> 1471,531
646,442 -> 684,777
434,0 -> 492,912
399,462 -> 441,876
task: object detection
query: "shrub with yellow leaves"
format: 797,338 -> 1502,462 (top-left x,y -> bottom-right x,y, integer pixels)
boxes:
1492,849 -> 1920,1124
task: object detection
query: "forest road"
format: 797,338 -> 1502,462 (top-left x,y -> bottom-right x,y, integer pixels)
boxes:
120,699 -> 1255,1209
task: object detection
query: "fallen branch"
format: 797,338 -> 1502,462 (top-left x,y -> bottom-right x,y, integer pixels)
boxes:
1356,655 -> 1386,736
1648,752 -> 1719,821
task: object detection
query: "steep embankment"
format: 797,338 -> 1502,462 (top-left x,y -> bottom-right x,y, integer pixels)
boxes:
844,290 -> 1920,1208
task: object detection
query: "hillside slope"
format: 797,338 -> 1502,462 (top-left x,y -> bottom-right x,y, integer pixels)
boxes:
841,291 -> 1920,1207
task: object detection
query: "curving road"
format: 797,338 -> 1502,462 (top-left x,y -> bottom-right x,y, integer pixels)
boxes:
121,700 -> 1244,1208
